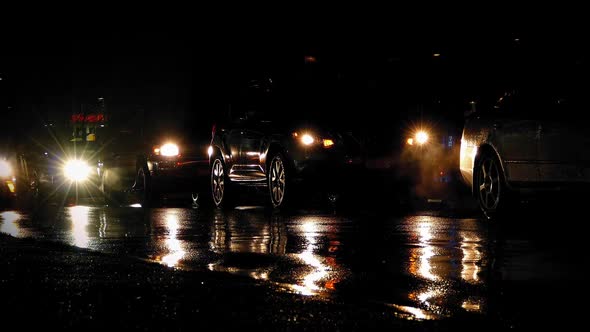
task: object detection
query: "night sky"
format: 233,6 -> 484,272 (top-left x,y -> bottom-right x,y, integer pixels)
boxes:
1,15 -> 588,152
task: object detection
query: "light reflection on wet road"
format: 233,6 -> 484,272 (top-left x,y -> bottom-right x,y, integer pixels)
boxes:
1,204 -> 581,321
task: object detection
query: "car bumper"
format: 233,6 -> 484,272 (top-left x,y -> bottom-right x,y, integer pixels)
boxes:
148,159 -> 209,192
291,152 -> 366,186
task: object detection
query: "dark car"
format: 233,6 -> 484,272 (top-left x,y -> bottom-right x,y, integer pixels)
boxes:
99,110 -> 211,207
460,87 -> 590,218
209,79 -> 366,208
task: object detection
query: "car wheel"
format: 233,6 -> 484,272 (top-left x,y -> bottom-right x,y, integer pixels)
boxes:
476,152 -> 508,219
136,167 -> 158,208
268,154 -> 287,208
211,157 -> 232,208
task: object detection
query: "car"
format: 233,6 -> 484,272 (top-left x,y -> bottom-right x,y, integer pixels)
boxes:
460,88 -> 590,218
11,114 -> 105,207
209,79 -> 367,208
98,111 -> 212,208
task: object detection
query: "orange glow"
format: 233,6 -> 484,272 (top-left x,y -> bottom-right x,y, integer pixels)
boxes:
6,181 -> 15,193
323,139 -> 334,148
154,148 -> 160,154
407,138 -> 414,145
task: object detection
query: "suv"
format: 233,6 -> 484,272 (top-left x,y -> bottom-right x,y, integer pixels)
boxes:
209,80 -> 366,208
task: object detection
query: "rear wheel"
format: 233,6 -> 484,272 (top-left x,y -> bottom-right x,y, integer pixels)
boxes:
268,154 -> 287,208
211,157 -> 234,208
476,152 -> 510,219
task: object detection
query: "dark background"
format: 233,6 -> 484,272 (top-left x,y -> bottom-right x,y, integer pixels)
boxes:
1,13 -> 588,156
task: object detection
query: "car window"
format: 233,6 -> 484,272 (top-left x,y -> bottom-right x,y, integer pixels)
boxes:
493,88 -> 581,119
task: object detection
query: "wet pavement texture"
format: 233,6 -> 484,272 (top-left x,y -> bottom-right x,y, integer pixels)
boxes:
1,196 -> 588,330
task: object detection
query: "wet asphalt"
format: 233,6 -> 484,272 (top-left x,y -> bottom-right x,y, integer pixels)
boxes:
2,189 -> 588,329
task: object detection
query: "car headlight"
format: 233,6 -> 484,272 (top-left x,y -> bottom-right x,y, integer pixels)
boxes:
64,160 -> 91,182
301,134 -> 315,145
293,132 -> 335,148
0,160 -> 12,177
155,143 -> 180,157
407,130 -> 429,146
416,131 -> 429,145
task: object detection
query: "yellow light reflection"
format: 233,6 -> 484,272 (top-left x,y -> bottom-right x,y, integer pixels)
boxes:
292,219 -> 330,296
462,299 -> 483,312
417,222 -> 437,281
160,210 -> 186,268
0,211 -> 23,237
390,304 -> 437,320
98,210 -> 107,238
404,217 -> 486,319
249,271 -> 269,280
69,206 -> 91,248
460,232 -> 482,283
417,289 -> 440,305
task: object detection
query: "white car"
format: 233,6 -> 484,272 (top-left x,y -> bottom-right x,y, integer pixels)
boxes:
460,90 -> 590,218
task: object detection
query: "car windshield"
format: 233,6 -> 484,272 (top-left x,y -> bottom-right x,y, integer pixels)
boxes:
230,78 -> 360,130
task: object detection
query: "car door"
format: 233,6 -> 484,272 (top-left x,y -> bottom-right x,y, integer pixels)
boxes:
225,109 -> 267,182
492,93 -> 541,184
236,120 -> 266,181
537,97 -> 590,183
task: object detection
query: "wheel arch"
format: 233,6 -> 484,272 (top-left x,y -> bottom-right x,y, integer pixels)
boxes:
265,143 -> 294,173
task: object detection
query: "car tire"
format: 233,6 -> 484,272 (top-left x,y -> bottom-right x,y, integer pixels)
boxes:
211,157 -> 234,208
475,152 -> 511,219
268,153 -> 288,208
136,167 -> 159,208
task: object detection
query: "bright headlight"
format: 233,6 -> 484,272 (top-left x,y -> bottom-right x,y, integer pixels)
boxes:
415,131 -> 429,145
301,134 -> 315,145
160,143 -> 179,157
0,160 -> 12,177
64,160 -> 91,182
